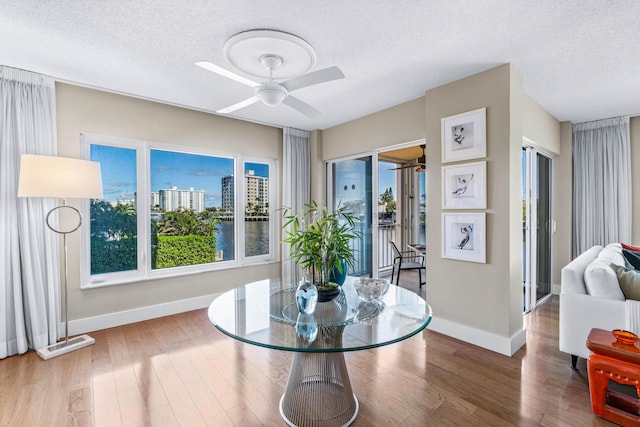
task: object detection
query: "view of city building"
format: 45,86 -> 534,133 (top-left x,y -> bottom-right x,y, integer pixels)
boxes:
152,186 -> 206,212
245,170 -> 269,215
221,175 -> 234,214
222,170 -> 269,215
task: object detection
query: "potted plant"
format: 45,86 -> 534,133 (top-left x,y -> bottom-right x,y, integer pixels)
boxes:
282,201 -> 360,301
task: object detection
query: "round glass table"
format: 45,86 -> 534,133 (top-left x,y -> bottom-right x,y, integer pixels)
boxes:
208,278 -> 432,427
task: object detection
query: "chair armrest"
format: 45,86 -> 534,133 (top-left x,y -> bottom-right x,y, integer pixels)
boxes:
559,292 -> 626,359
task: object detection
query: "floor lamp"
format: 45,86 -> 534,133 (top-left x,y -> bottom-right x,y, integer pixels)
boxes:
18,154 -> 103,360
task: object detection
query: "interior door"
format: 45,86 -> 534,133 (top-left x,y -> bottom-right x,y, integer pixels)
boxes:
522,146 -> 552,313
328,155 -> 374,277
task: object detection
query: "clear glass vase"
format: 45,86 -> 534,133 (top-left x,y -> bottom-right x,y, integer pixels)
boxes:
295,276 -> 318,314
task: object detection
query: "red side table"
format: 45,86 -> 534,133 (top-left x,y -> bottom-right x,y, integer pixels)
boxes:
587,328 -> 640,426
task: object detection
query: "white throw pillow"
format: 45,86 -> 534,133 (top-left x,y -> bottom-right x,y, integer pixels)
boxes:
598,243 -> 625,266
584,257 -> 625,301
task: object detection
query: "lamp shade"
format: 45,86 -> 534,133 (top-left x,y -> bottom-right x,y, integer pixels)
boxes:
17,154 -> 103,199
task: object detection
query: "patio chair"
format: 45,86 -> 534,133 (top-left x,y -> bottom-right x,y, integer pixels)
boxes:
389,241 -> 425,288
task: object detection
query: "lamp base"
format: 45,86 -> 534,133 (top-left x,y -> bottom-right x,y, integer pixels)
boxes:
36,334 -> 95,360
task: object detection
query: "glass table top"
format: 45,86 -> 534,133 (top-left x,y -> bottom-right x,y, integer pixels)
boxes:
208,278 -> 432,353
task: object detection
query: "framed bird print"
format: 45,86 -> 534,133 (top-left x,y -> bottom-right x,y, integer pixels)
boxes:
442,161 -> 486,209
442,212 -> 486,263
441,107 -> 486,163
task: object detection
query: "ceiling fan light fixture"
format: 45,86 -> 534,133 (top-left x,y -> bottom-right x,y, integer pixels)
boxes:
256,87 -> 287,106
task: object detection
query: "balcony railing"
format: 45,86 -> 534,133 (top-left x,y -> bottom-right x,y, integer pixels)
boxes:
378,222 -> 399,270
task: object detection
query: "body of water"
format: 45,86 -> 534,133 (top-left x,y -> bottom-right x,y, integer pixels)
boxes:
216,220 -> 270,260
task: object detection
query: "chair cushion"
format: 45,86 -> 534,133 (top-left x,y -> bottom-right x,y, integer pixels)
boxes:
400,262 -> 424,269
611,264 -> 640,301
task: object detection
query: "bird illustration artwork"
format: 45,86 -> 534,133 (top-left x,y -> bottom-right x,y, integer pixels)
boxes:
457,225 -> 473,249
452,174 -> 474,197
453,125 -> 465,145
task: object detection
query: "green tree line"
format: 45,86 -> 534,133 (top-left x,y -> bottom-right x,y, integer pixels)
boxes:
90,201 -> 219,274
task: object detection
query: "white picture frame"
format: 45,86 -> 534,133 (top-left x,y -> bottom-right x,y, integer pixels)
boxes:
442,161 -> 486,209
442,212 -> 486,263
441,107 -> 486,163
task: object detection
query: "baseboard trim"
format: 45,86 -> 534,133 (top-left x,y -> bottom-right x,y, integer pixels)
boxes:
68,293 -> 222,336
69,295 -> 528,357
428,315 -> 526,356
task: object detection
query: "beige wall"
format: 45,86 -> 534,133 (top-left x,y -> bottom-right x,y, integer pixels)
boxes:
322,64 -> 549,354
522,95 -> 566,289
55,65 -> 578,346
56,83 -> 282,321
424,64 -> 523,344
554,122 -> 573,286
321,97 -> 425,160
523,95 -> 561,155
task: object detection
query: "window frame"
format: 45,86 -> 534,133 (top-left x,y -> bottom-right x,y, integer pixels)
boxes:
80,133 -> 278,289
240,156 -> 277,263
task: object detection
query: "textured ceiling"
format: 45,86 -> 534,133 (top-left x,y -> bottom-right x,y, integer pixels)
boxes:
1,1 -> 639,131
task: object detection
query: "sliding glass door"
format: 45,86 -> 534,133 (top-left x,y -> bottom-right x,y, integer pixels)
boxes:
522,146 -> 552,313
328,155 -> 374,277
327,143 -> 425,279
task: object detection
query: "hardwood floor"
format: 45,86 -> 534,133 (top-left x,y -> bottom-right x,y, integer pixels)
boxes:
0,275 -> 616,426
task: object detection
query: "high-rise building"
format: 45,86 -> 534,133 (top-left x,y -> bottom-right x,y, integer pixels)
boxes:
245,170 -> 269,214
157,186 -> 206,212
221,176 -> 234,214
151,192 -> 160,209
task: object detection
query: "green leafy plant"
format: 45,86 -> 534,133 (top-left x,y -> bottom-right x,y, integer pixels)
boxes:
282,201 -> 360,290
154,234 -> 217,268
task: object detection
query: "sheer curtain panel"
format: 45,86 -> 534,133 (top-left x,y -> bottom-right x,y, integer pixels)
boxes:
282,127 -> 311,285
0,66 -> 60,358
573,116 -> 631,256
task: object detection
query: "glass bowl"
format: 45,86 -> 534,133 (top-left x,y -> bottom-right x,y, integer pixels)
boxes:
354,277 -> 390,302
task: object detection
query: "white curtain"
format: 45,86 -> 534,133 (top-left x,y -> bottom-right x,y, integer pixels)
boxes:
282,127 -> 311,285
573,116 -> 631,256
0,66 -> 60,358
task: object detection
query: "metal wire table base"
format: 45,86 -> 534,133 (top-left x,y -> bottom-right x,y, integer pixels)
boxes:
279,351 -> 359,427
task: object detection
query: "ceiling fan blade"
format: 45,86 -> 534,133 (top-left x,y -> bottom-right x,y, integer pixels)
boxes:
195,61 -> 260,88
217,96 -> 260,114
282,96 -> 321,118
389,163 -> 425,170
281,66 -> 345,92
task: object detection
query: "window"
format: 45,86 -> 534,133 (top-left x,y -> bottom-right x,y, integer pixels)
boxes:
81,134 -> 276,287
244,162 -> 271,258
88,144 -> 138,275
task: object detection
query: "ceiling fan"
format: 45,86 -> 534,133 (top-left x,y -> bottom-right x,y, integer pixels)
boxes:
196,29 -> 344,118
390,145 -> 426,172
196,57 -> 343,118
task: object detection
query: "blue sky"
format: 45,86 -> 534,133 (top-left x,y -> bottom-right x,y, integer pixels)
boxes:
91,145 -> 406,207
91,145 -> 268,206
378,162 -> 396,199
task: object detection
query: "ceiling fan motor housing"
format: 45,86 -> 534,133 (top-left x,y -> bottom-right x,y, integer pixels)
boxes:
255,81 -> 288,106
